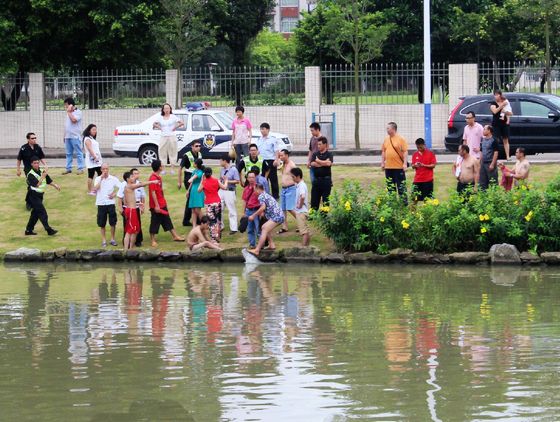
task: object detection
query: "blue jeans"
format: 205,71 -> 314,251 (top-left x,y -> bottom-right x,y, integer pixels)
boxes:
245,208 -> 260,248
65,137 -> 84,171
309,167 -> 316,184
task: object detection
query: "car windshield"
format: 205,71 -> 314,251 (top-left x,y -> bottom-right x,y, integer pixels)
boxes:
214,111 -> 234,129
544,95 -> 560,111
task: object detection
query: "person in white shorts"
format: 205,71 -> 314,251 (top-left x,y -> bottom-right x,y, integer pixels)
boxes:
290,167 -> 311,247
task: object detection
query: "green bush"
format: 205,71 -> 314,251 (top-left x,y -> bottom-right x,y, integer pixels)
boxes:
311,178 -> 560,254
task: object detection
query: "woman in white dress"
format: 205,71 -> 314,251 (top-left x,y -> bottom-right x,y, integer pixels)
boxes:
152,103 -> 185,174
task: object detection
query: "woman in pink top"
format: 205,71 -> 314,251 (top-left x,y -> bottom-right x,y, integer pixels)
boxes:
231,105 -> 253,167
198,167 -> 227,242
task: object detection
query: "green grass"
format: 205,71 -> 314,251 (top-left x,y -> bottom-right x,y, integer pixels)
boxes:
1,164 -> 557,255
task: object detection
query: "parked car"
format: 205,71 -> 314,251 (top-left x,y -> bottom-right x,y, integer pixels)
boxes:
113,109 -> 293,165
445,92 -> 560,156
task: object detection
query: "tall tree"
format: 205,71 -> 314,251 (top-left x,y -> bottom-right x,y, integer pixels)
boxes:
154,0 -> 216,108
248,29 -> 296,68
322,0 -> 393,149
207,0 -> 275,104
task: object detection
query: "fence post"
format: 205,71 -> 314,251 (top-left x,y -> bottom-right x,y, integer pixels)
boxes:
28,73 -> 46,147
305,66 -> 321,125
448,64 -> 479,112
165,69 -> 179,108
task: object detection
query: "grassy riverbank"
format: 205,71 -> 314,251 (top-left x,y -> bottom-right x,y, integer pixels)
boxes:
1,164 -> 557,254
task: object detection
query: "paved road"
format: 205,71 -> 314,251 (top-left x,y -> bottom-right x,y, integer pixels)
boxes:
4,152 -> 560,169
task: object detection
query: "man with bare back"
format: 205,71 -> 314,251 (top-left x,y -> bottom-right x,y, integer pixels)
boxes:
276,149 -> 297,234
186,216 -> 223,252
454,144 -> 480,196
122,171 -> 159,251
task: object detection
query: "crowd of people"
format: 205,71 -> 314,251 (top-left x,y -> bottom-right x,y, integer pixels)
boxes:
16,96 -> 530,252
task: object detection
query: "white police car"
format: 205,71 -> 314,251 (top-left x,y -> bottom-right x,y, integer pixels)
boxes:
113,109 -> 293,165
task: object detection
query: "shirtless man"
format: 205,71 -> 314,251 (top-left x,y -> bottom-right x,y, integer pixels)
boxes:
499,147 -> 530,188
275,149 -> 297,233
453,144 -> 480,195
186,216 -> 223,252
122,171 -> 159,251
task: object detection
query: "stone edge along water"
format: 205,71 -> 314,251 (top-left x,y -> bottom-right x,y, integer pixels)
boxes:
0,244 -> 556,266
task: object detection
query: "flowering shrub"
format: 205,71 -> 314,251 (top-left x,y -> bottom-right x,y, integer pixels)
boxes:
311,178 -> 560,253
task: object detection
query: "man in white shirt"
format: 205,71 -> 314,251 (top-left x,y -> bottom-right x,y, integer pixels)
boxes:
93,163 -> 121,247
117,167 -> 146,247
256,122 -> 282,199
61,97 -> 84,175
290,167 -> 311,246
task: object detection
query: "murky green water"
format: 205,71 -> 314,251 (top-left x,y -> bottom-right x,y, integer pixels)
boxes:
1,263 -> 559,421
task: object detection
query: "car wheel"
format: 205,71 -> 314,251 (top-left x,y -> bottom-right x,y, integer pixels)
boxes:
138,145 -> 158,165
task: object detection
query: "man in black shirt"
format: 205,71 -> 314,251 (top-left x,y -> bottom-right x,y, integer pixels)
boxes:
25,157 -> 60,236
237,143 -> 268,186
310,137 -> 334,210
177,141 -> 203,226
17,132 -> 47,176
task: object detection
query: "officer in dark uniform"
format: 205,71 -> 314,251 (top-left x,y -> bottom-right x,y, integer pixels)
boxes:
17,132 -> 47,176
237,143 -> 267,187
177,141 -> 202,226
25,157 -> 60,236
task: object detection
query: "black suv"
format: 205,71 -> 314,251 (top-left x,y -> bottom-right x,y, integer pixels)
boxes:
445,93 -> 560,155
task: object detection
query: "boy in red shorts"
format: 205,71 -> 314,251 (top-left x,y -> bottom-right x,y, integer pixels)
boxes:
122,171 -> 159,251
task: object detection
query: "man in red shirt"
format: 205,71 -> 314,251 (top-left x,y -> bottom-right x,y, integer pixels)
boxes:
411,138 -> 437,202
148,159 -> 184,247
241,170 -> 261,248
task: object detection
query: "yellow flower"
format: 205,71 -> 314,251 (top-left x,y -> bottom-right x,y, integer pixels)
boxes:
320,206 -> 330,213
514,200 -> 519,205
481,227 -> 487,234
401,220 -> 410,230
376,198 -> 381,206
521,185 -> 527,190
525,210 -> 534,222
379,216 -> 385,223
432,198 -> 439,206
479,213 -> 491,221
344,201 -> 352,211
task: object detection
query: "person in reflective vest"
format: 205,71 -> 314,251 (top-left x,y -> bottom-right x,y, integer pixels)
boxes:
237,143 -> 267,188
178,141 -> 203,226
25,157 -> 60,236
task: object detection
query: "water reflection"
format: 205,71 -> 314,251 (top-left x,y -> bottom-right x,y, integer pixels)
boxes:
0,263 -> 560,421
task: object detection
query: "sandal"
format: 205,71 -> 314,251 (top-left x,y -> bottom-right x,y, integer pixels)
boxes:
277,228 -> 289,234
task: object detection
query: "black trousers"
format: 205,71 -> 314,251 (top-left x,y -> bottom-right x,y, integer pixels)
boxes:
264,160 -> 279,199
122,207 -> 143,246
182,171 -> 192,226
311,176 -> 332,210
26,192 -> 51,232
385,169 -> 408,204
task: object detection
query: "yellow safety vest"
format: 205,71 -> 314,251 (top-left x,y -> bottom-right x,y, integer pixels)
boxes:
184,151 -> 200,172
28,168 -> 47,193
243,155 -> 264,173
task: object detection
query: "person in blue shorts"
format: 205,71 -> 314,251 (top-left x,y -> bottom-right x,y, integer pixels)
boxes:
248,183 -> 284,256
277,149 -> 297,234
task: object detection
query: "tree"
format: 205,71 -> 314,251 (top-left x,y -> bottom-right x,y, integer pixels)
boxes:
322,0 -> 393,149
154,0 -> 216,109
248,29 -> 296,68
511,0 -> 560,93
207,0 -> 275,104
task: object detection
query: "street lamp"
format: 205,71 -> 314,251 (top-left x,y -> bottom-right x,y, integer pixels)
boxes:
424,0 -> 432,148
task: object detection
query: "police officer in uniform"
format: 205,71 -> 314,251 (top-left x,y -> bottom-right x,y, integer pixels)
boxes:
237,143 -> 267,187
25,157 -> 60,236
17,132 -> 47,176
177,141 -> 202,226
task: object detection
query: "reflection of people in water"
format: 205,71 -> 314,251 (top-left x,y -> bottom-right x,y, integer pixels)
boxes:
25,270 -> 53,367
151,270 -> 174,342
384,321 -> 412,373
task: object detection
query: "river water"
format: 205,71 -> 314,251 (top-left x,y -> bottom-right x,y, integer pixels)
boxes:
0,263 -> 559,421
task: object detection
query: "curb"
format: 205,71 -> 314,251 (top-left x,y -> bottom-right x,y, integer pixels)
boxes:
2,247 -> 549,266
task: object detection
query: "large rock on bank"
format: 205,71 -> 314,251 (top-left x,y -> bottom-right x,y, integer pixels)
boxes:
489,244 -> 521,265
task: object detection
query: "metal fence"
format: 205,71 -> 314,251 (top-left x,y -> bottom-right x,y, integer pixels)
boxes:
321,63 -> 449,105
181,66 -> 306,107
0,74 -> 29,112
44,69 -> 166,110
479,61 -> 560,94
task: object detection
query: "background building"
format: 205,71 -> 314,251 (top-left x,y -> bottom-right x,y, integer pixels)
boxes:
271,0 -> 317,37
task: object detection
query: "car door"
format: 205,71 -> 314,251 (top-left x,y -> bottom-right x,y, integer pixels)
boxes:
174,114 -> 188,153
516,98 -> 560,153
191,114 -> 229,156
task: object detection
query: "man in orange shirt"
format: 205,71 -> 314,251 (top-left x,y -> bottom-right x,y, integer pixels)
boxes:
381,122 -> 408,203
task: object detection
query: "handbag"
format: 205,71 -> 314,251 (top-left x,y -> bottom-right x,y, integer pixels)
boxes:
229,145 -> 237,159
389,136 -> 410,168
